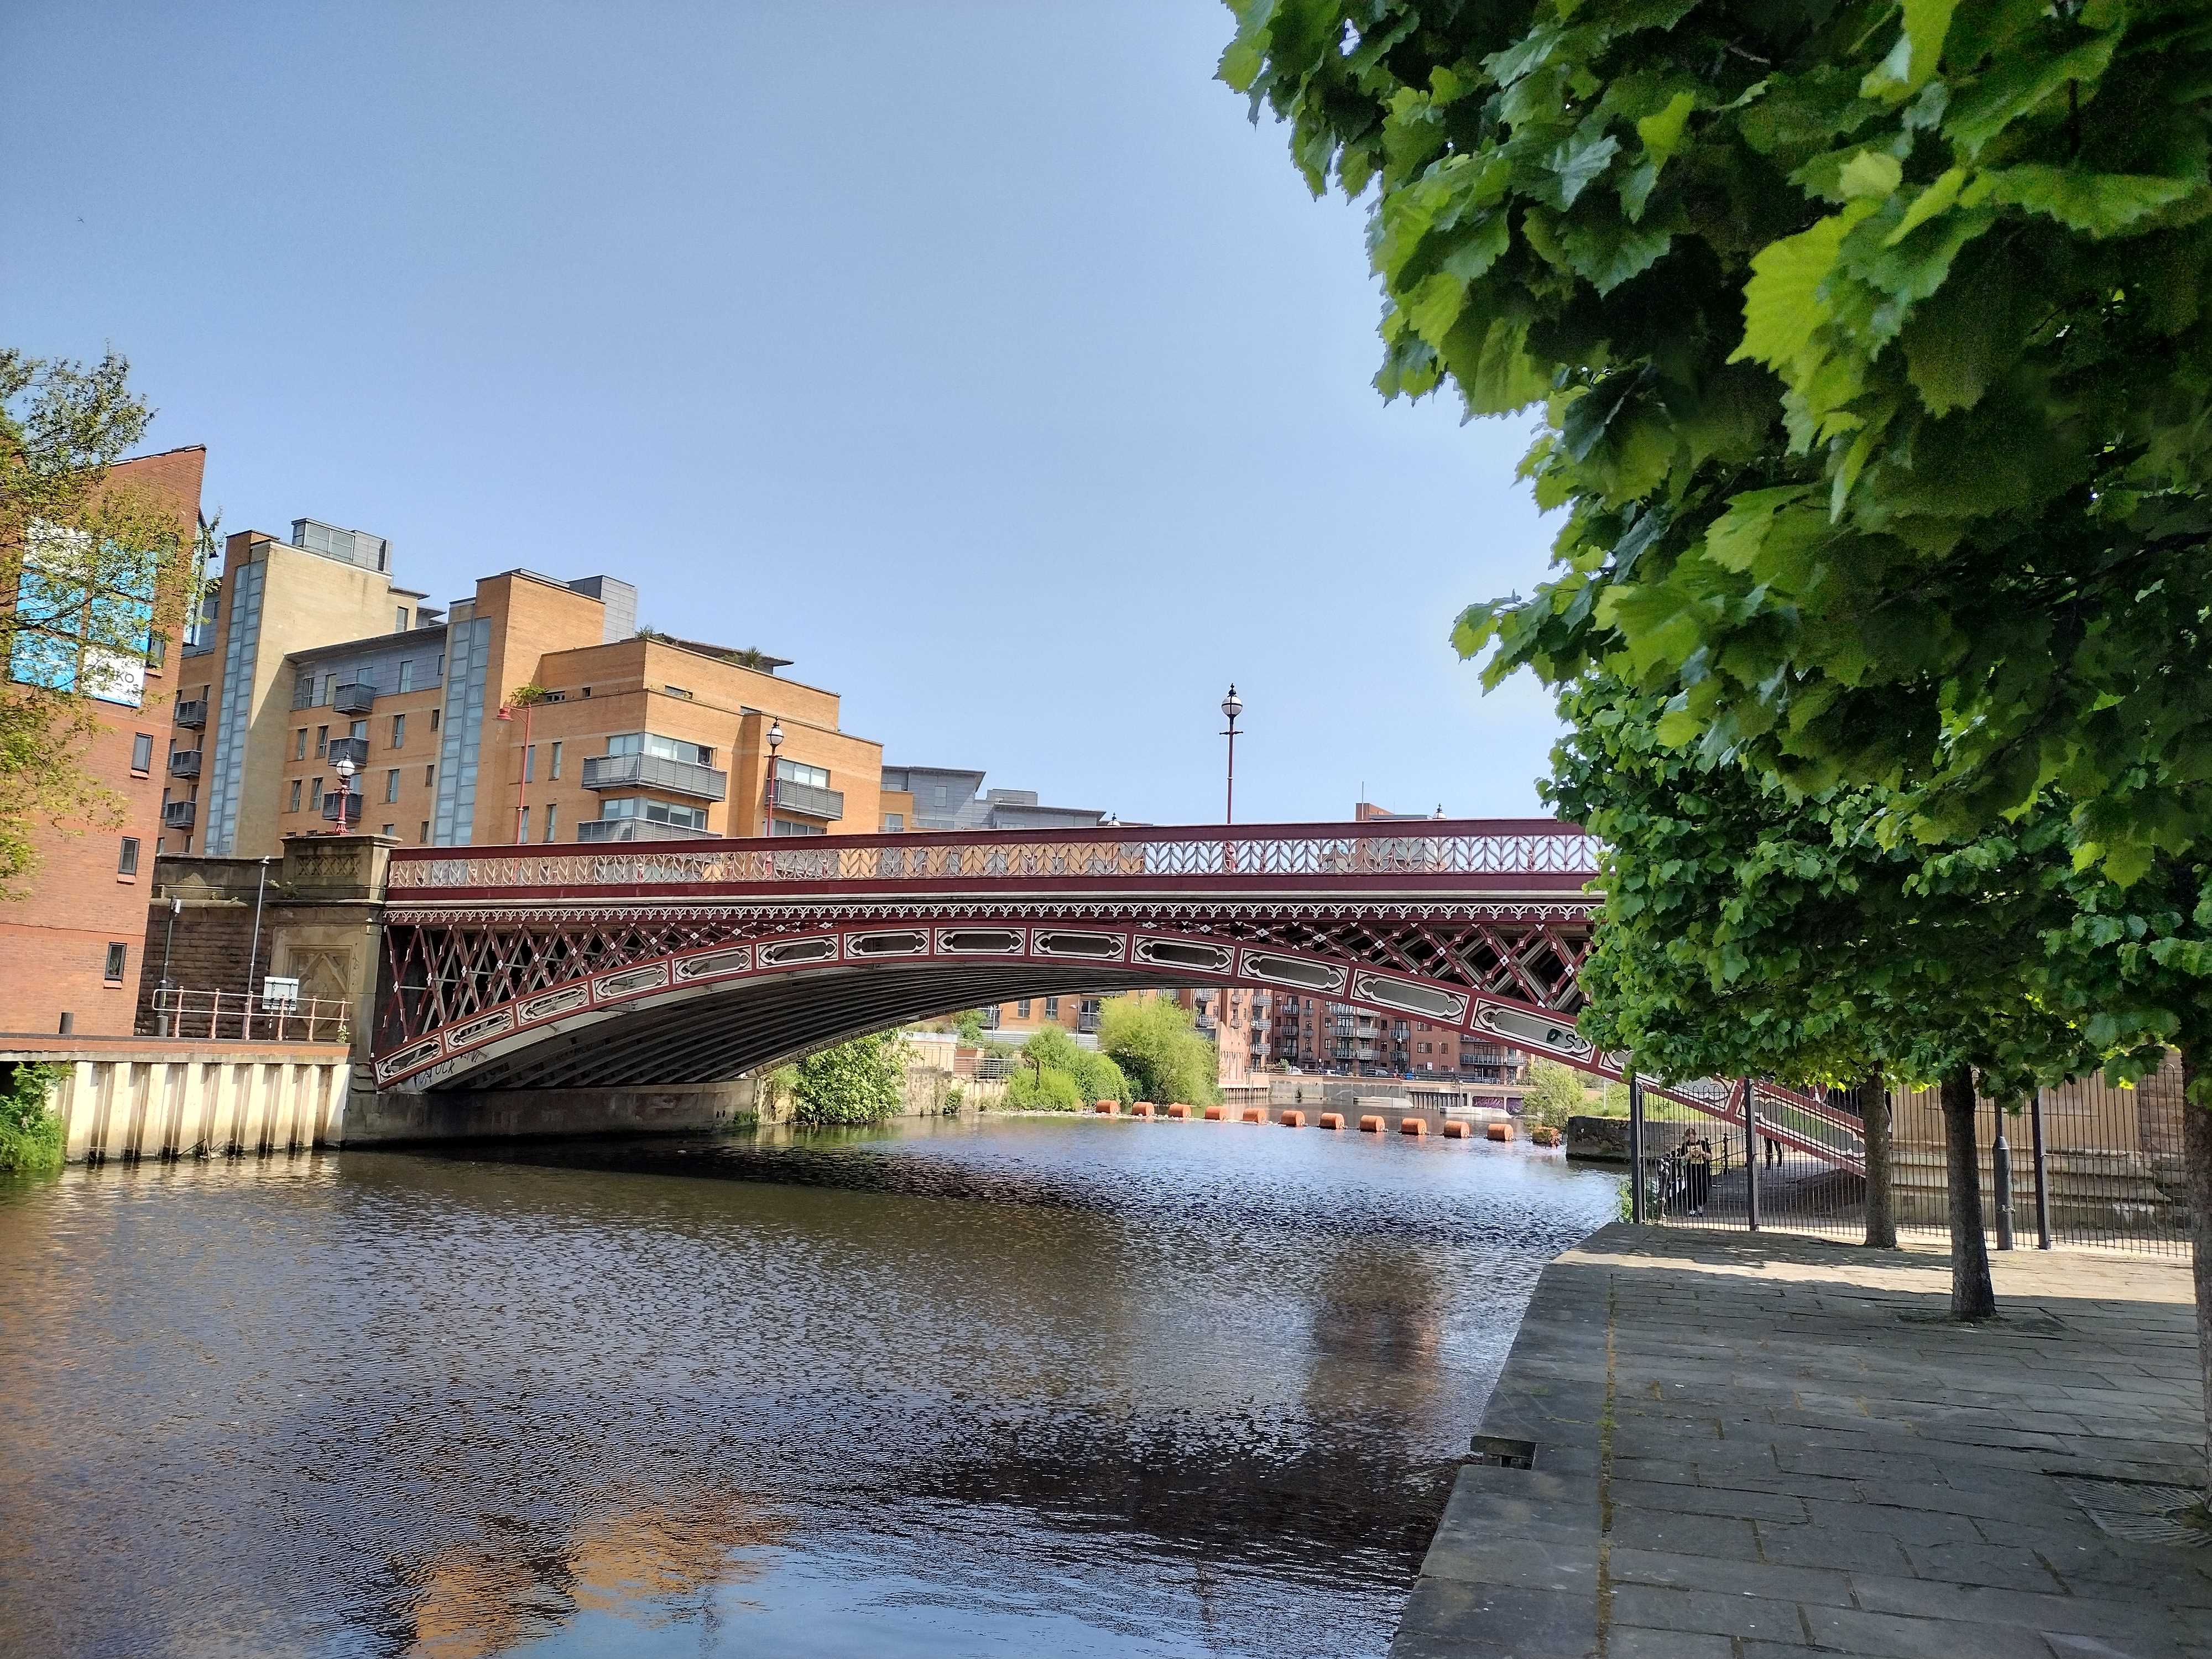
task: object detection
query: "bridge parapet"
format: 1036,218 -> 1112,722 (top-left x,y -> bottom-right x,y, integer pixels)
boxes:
384,818 -> 1603,898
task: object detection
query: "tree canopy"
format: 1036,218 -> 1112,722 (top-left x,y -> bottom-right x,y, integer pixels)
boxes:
1098,995 -> 1223,1105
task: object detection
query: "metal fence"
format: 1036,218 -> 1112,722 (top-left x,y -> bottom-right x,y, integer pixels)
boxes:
146,988 -> 352,1046
1622,1055 -> 2190,1255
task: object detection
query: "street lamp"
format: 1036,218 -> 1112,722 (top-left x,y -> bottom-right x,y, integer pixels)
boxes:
1220,684 -> 1243,824
333,755 -> 356,834
765,719 -> 784,838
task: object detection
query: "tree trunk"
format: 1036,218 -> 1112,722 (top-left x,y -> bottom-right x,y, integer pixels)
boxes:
2180,1047 -> 2212,1499
1940,1064 -> 1996,1320
1858,1070 -> 1896,1249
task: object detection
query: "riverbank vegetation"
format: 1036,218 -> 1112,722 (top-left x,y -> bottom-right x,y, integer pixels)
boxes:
1099,996 -> 1220,1107
1005,1025 -> 1128,1111
0,1063 -> 64,1174
779,1032 -> 910,1126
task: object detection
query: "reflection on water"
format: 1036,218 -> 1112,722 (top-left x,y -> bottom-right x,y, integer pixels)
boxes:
0,1115 -> 1616,1658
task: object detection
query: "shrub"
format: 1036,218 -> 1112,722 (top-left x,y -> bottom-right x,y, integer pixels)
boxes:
1005,1065 -> 1084,1112
1099,996 -> 1220,1107
1068,1049 -> 1126,1108
1522,1061 -> 1592,1131
0,1063 -> 64,1175
788,1031 -> 910,1125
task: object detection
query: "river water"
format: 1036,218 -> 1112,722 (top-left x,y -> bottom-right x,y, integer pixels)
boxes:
0,1115 -> 1616,1659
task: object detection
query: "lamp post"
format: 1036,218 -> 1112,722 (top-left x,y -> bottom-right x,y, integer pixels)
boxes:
1220,685 -> 1243,824
765,720 -> 784,839
333,755 -> 356,834
495,697 -> 535,842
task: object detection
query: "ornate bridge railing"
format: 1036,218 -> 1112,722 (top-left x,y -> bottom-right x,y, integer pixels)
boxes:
383,818 -> 1603,895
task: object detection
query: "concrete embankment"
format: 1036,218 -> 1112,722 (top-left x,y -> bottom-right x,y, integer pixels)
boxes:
3,1037 -> 350,1161
1394,1223 -> 2205,1658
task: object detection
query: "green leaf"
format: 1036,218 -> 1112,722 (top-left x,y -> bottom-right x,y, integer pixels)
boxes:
1980,165 -> 2202,238
1635,91 -> 1695,164
1704,486 -> 1815,572
1839,150 -> 1903,200
1885,166 -> 1970,244
1731,207 -> 1865,374
1540,128 -> 1623,210
1558,218 -> 1674,294
1865,0 -> 1960,100
1944,29 -> 2122,158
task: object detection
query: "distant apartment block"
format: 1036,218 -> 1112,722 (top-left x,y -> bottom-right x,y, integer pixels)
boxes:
164,519 -> 879,853
879,765 -> 1105,833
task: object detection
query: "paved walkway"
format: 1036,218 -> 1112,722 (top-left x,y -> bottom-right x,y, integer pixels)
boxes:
1394,1224 -> 2211,1658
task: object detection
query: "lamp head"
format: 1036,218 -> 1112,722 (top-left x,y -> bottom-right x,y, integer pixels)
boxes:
766,720 -> 784,753
1221,684 -> 1242,724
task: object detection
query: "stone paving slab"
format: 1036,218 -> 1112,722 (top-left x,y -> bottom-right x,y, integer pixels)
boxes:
1390,1223 -> 2210,1659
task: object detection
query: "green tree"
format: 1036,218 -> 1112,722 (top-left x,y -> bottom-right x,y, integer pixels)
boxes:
2,350 -> 205,894
1018,1024 -> 1131,1108
1006,1065 -> 1084,1111
0,1062 -> 64,1175
1522,1060 -> 1590,1130
787,1030 -> 910,1125
1099,995 -> 1223,1106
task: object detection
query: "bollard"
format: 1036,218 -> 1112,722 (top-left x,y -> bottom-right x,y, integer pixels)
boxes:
1166,1102 -> 1190,1119
1400,1117 -> 1427,1136
1203,1104 -> 1226,1121
1485,1121 -> 1512,1142
1993,1104 -> 2016,1250
1280,1110 -> 1306,1128
1318,1112 -> 1345,1130
1358,1114 -> 1385,1133
1239,1107 -> 1265,1124
1441,1120 -> 1470,1140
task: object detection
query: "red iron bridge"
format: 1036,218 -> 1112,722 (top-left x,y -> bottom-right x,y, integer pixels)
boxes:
371,818 -> 1862,1168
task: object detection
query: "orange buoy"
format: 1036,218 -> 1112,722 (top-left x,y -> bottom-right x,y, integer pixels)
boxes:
1166,1102 -> 1190,1119
1202,1104 -> 1226,1121
1441,1120 -> 1471,1140
1131,1102 -> 1155,1118
1400,1117 -> 1427,1136
1318,1112 -> 1345,1130
1358,1114 -> 1385,1134
1280,1110 -> 1306,1128
1486,1121 -> 1513,1142
1094,1100 -> 1119,1115
1239,1107 -> 1265,1124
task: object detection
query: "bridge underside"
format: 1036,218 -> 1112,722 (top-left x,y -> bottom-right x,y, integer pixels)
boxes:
435,963 -> 1170,1092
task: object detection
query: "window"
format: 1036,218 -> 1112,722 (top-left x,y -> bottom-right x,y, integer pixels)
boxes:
550,741 -> 561,779
524,745 -> 536,784
544,802 -> 559,841
349,719 -> 367,742
429,707 -> 440,730
289,779 -> 302,813
130,732 -> 153,773
774,758 -> 828,789
391,713 -> 405,748
581,686 -> 591,698
1016,1000 -> 1032,1018
380,823 -> 395,837
663,684 -> 692,699
518,807 -> 531,842
606,732 -> 714,767
315,726 -> 328,757
118,837 -> 139,877
882,812 -> 904,832
771,818 -> 825,836
932,784 -> 949,806
395,607 -> 409,632
309,776 -> 322,812
294,671 -> 316,709
424,764 -> 436,786
1045,997 -> 1060,1018
102,942 -> 127,982
600,797 -> 708,830
419,821 -> 431,843
295,728 -> 309,760
398,659 -> 415,693
146,631 -> 166,671
9,524 -> 156,709
385,769 -> 399,804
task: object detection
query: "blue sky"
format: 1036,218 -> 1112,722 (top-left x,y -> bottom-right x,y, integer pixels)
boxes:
1,3 -> 1563,825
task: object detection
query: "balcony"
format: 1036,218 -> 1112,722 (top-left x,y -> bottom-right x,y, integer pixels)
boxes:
770,778 -> 844,822
321,791 -> 363,825
326,735 -> 369,766
161,799 -> 196,828
1077,1014 -> 1100,1034
174,698 -> 206,729
576,817 -> 715,843
582,752 -> 729,801
333,682 -> 376,715
167,750 -> 201,779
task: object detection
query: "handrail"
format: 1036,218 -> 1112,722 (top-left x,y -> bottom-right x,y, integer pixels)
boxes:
148,988 -> 351,1044
385,818 -> 1602,893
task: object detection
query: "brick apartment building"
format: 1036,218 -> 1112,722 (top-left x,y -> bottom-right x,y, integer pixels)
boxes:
163,519 -> 881,853
0,445 -> 206,1035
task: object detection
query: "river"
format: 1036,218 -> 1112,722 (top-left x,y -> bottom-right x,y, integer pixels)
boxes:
0,1114 -> 1617,1658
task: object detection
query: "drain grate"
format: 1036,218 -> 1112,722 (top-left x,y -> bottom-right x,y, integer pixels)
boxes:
2054,1475 -> 2212,1547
